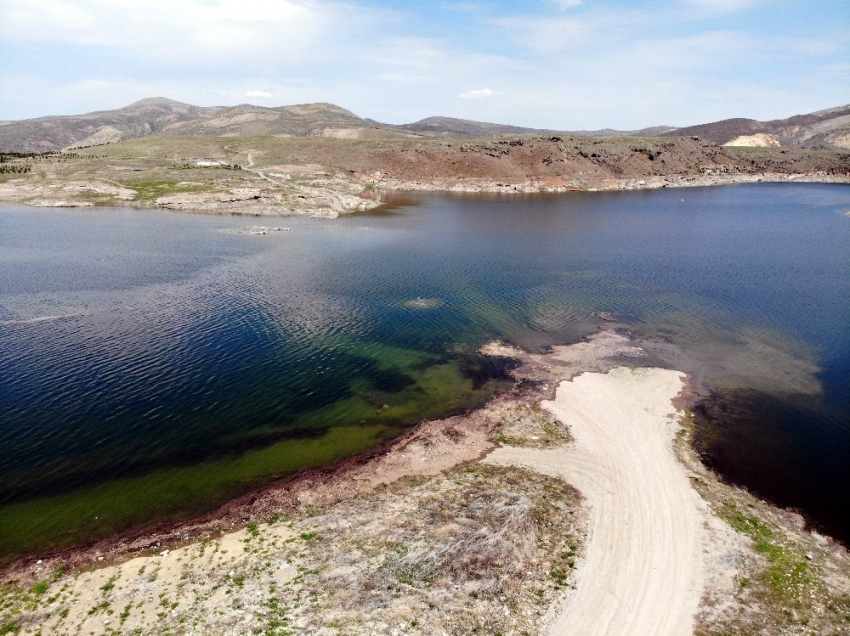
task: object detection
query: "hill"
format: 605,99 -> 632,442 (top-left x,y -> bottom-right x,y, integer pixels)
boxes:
663,105 -> 850,149
385,116 -> 552,137
0,98 -> 216,153
1,99 -> 848,152
161,103 -> 378,138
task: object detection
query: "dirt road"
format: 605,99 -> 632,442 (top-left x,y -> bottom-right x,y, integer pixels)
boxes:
485,366 -> 705,636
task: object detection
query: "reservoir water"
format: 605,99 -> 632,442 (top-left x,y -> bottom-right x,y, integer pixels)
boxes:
1,183 -> 848,560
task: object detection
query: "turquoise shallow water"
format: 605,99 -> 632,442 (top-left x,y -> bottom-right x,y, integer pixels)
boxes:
0,183 -> 848,558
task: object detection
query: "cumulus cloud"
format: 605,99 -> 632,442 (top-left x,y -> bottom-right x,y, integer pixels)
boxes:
245,90 -> 273,99
458,88 -> 494,99
549,0 -> 582,8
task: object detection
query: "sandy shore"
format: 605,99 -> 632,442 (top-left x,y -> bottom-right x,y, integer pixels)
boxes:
487,367 -> 704,635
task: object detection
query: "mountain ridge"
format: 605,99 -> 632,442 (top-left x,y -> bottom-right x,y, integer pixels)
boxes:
662,105 -> 850,148
1,99 -> 848,153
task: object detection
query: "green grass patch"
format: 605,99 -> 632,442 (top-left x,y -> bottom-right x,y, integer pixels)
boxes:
118,177 -> 215,203
722,501 -> 814,604
28,582 -> 48,597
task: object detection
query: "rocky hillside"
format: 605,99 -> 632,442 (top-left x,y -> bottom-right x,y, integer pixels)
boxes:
384,117 -> 678,139
663,105 -> 850,149
263,135 -> 849,185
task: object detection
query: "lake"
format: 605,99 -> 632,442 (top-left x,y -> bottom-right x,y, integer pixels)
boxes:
1,183 -> 848,560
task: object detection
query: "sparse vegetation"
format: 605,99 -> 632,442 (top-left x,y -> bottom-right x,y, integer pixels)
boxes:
488,401 -> 572,448
0,465 -> 583,635
0,135 -> 846,212
675,412 -> 850,636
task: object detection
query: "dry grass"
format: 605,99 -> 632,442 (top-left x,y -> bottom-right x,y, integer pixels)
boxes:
0,465 -> 584,636
2,137 -> 847,212
285,464 -> 584,635
487,402 -> 572,449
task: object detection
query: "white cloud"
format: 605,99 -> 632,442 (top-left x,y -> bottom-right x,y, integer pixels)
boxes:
490,15 -> 604,53
367,38 -> 446,68
549,0 -> 582,9
377,73 -> 429,83
0,0 -> 845,131
679,0 -> 760,15
458,88 -> 494,99
0,0 -> 368,68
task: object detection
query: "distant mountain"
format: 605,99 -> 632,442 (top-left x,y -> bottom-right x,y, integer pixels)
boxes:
1,99 -> 847,152
662,105 -> 850,149
580,126 -> 680,137
383,117 -> 679,139
385,116 -> 551,137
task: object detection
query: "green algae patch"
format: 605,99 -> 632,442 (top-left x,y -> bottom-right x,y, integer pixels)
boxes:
0,425 -> 384,563
0,334 -> 510,564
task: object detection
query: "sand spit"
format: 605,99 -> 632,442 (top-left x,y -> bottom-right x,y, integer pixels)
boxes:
2,330 -> 849,635
487,368 -> 704,635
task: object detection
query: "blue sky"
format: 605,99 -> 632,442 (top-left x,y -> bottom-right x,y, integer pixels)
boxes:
1,0 -> 847,128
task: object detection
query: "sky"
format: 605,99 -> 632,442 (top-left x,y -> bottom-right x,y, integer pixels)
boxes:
0,0 -> 848,129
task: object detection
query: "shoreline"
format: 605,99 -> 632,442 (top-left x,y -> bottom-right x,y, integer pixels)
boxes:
0,171 -> 847,214
366,171 -> 850,196
1,329 -> 849,635
0,328 -> 647,576
3,326 -> 845,576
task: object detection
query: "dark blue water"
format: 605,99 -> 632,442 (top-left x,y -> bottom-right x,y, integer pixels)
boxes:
1,183 -> 848,557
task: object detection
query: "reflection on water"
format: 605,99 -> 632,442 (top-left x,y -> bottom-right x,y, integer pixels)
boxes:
0,183 -> 848,558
